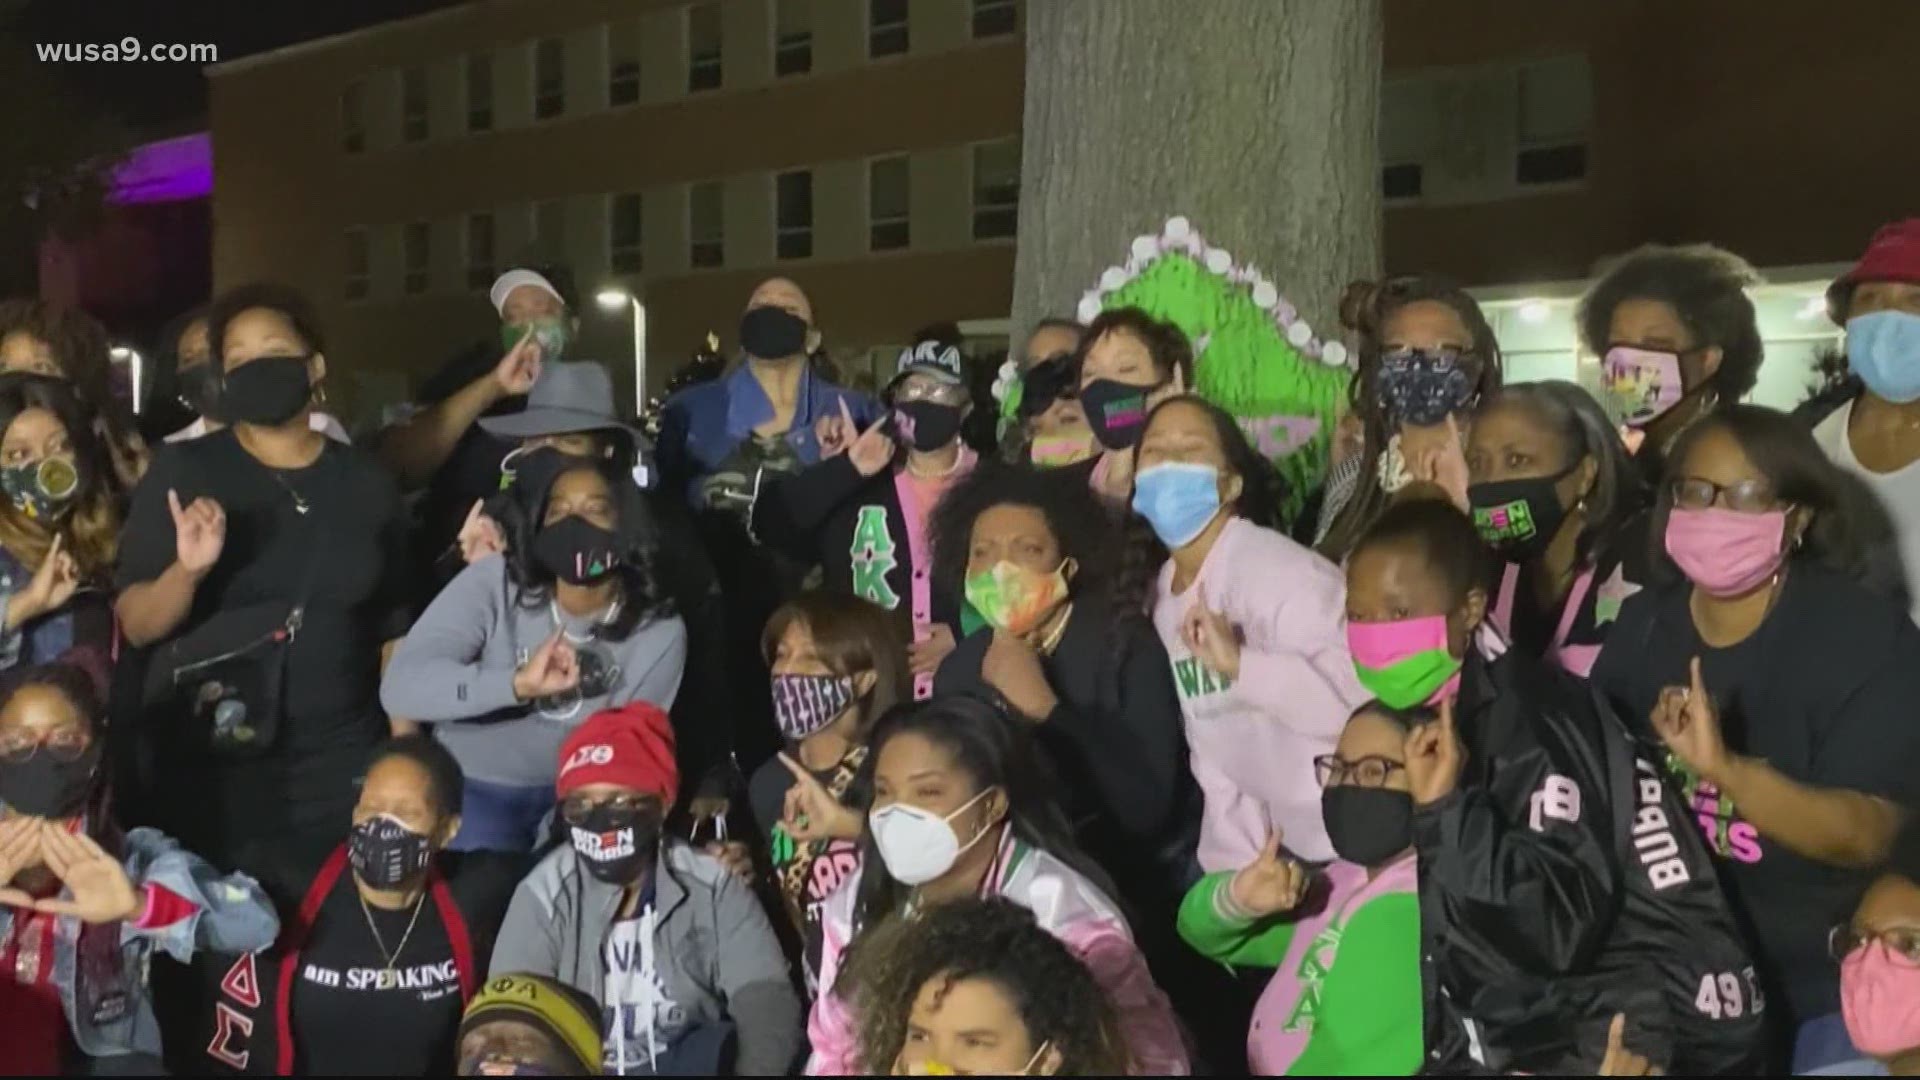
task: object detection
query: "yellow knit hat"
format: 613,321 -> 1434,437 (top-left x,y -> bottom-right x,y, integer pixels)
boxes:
459,973 -> 603,1074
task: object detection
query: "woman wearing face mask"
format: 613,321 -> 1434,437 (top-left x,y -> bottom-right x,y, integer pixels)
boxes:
1003,352 -> 1095,470
1592,406 -> 1920,1073
1072,307 -> 1194,504
1315,277 -> 1503,560
745,591 -> 906,995
157,306 -> 351,447
1119,395 -> 1365,872
1349,499 -> 1768,1073
805,696 -> 1188,1075
1464,381 -> 1649,678
0,297 -> 150,490
0,663 -> 279,1075
181,733 -> 523,1075
382,451 -> 686,854
839,898 -> 1132,1076
1812,220 -> 1920,626
492,704 -> 803,1075
114,283 -> 415,872
1836,826 -> 1920,1075
752,339 -> 979,698
1578,243 -> 1762,476
0,376 -> 118,686
1176,700 -> 1422,1076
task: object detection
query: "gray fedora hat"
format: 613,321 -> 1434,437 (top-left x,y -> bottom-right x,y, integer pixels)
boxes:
479,362 -> 641,441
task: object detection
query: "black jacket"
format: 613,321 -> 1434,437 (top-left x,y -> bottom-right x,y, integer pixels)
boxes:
1419,646 -> 1768,1074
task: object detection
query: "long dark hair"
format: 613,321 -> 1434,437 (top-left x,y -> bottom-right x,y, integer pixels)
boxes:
1476,381 -> 1646,553
0,373 -> 120,581
1112,394 -> 1287,620
496,449 -> 673,639
1318,276 -> 1503,562
850,695 -> 1112,934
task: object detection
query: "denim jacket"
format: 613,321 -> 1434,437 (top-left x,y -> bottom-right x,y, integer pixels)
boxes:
0,825 -> 280,1062
656,361 -> 876,509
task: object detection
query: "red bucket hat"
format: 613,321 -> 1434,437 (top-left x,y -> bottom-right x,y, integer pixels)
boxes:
555,702 -> 678,805
1828,219 -> 1920,324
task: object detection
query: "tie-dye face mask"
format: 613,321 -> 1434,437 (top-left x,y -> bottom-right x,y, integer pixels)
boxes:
964,559 -> 1071,636
1601,346 -> 1685,428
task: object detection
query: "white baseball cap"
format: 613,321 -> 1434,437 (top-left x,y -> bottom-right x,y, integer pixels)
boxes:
489,269 -> 565,316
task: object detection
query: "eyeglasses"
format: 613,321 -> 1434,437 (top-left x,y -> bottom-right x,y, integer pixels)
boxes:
558,793 -> 658,827
1669,477 -> 1782,514
1312,754 -> 1406,789
892,379 -> 969,406
1830,925 -> 1920,966
0,729 -> 91,764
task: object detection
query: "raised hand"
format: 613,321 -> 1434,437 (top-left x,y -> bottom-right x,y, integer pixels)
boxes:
778,752 -> 861,844
1404,696 -> 1465,806
908,622 -> 958,676
1412,414 -> 1471,512
457,500 -> 507,564
512,629 -> 580,702
493,326 -> 543,397
1652,657 -> 1732,785
1598,1013 -> 1664,1076
1179,586 -> 1241,681
981,631 -> 1059,720
847,411 -> 899,479
1227,828 -> 1311,918
167,489 -> 226,577
816,398 -> 858,460
0,815 -> 44,909
33,823 -> 140,924
11,533 -> 81,627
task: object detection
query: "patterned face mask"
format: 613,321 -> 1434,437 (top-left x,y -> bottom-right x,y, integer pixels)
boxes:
770,673 -> 857,741
964,559 -> 1071,636
2,456 -> 80,521
1373,347 -> 1477,428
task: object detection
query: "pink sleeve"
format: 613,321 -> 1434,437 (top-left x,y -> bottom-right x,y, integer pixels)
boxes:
1192,748 -> 1268,873
1232,568 -> 1366,736
1061,920 -> 1192,1075
804,915 -> 859,1075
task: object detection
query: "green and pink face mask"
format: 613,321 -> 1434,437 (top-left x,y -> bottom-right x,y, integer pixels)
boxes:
1347,615 -> 1463,709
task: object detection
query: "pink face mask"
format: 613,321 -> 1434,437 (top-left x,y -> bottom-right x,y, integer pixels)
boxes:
1664,506 -> 1787,596
1602,346 -> 1686,428
1842,941 -> 1920,1058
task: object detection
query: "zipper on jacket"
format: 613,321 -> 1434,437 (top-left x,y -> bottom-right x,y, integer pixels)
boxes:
170,607 -> 304,683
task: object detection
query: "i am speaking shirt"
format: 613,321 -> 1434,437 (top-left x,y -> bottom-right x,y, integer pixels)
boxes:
289,880 -> 463,1075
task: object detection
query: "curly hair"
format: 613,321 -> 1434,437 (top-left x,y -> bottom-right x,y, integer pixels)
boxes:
1317,276 -> 1503,562
493,448 -> 674,639
0,374 -> 121,582
842,898 -> 1132,1075
929,462 -> 1119,617
0,661 -> 104,733
0,299 -> 138,455
1576,244 -> 1763,404
761,590 -> 909,742
205,282 -> 328,367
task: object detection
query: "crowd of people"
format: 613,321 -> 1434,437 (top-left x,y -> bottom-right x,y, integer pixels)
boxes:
1,216 -> 1919,1076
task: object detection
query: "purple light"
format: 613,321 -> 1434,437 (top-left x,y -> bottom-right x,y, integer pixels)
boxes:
107,132 -> 212,205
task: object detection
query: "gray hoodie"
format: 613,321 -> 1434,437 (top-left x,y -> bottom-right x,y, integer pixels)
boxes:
491,840 -> 803,1075
380,556 -> 687,787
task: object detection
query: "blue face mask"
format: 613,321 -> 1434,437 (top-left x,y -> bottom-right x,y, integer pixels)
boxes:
1849,310 -> 1920,404
1132,462 -> 1224,549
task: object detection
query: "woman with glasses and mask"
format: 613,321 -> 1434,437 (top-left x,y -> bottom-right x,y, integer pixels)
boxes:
1593,406 -> 1920,1073
114,283 -> 415,874
492,704 -> 802,1076
1834,825 -> 1920,1075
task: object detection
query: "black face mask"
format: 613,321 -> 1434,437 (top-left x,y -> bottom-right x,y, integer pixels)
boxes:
1469,470 -> 1576,563
0,740 -> 100,818
220,355 -> 313,427
347,814 -> 434,889
1321,785 -> 1412,867
739,306 -> 810,362
892,401 -> 964,452
569,805 -> 661,885
178,365 -> 223,421
1078,379 -> 1154,451
532,516 -> 622,585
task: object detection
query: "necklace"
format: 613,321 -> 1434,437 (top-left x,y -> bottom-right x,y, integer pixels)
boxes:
358,890 -> 427,975
266,470 -> 309,515
550,596 -> 621,643
905,449 -> 964,478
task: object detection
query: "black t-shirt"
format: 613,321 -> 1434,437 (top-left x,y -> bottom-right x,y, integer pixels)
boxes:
747,749 -> 863,994
412,425 -> 516,604
289,878 -> 464,1076
1592,564 -> 1920,1022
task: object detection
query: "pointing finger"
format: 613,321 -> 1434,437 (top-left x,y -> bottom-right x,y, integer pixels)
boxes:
838,396 -> 855,432
1258,827 -> 1284,864
167,488 -> 185,523
1689,656 -> 1706,701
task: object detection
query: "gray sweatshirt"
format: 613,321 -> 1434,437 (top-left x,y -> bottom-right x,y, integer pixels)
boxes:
380,555 -> 687,786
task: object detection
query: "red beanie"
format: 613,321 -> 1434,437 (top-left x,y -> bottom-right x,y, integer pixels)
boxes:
1829,219 -> 1920,323
555,703 -> 678,805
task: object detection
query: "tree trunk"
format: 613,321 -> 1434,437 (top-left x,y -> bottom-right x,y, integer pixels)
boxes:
1012,0 -> 1382,344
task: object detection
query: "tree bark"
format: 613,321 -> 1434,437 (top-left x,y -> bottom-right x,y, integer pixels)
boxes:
1011,0 -> 1383,343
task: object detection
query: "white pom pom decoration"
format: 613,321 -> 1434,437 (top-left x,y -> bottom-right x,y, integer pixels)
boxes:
1130,235 -> 1158,262
1321,341 -> 1349,367
1099,266 -> 1127,291
1251,280 -> 1278,309
1204,248 -> 1232,274
1077,293 -> 1103,323
1287,321 -> 1313,347
1163,216 -> 1191,241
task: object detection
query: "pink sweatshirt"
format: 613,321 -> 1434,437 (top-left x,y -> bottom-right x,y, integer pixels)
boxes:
804,833 -> 1190,1075
1153,517 -> 1368,869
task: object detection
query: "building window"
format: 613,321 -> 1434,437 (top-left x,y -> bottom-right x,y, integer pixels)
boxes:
690,182 -> 724,268
869,156 -> 910,251
534,38 -> 566,119
345,228 -> 369,300
400,67 -> 429,142
776,170 -> 813,261
608,21 -> 641,107
869,0 -> 909,58
466,213 -> 495,290
775,0 -> 812,78
466,54 -> 494,133
971,138 -> 1019,240
689,3 -> 723,92
532,199 -> 567,253
341,82 -> 365,153
972,0 -> 1017,37
610,194 -> 643,273
1516,55 -> 1591,186
1381,162 -> 1423,202
403,222 -> 430,294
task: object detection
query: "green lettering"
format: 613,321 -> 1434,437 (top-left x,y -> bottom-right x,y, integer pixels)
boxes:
1173,659 -> 1203,700
848,505 -> 900,609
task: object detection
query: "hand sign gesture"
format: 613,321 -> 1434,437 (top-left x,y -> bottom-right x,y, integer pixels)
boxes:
30,823 -> 140,924
982,631 -> 1059,720
457,500 -> 507,564
1227,829 -> 1310,918
167,489 -> 226,577
1404,696 -> 1465,806
1652,657 -> 1733,785
12,533 -> 81,627
1598,1013 -> 1664,1076
513,629 -> 580,702
0,815 -> 44,909
1412,413 -> 1471,512
493,325 -> 543,397
1179,586 -> 1241,681
815,398 -> 857,460
845,404 -> 898,479
778,753 -> 861,844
